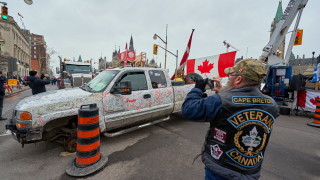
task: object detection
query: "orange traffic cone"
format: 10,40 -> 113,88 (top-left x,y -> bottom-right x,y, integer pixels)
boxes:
308,99 -> 320,128
66,104 -> 108,177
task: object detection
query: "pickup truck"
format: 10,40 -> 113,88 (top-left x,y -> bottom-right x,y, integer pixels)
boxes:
6,67 -> 205,151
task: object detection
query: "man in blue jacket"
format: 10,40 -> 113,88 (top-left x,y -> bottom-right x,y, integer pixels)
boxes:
182,59 -> 279,180
28,70 -> 50,95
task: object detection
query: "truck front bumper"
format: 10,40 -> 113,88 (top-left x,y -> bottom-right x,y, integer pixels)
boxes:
5,120 -> 41,144
5,124 -> 25,143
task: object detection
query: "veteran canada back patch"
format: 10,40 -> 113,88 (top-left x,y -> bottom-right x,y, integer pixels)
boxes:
226,109 -> 275,168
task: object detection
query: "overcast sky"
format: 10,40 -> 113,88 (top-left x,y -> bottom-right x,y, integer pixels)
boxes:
8,0 -> 320,75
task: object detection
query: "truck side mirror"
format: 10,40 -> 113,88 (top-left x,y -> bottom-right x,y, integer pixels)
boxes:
110,80 -> 132,95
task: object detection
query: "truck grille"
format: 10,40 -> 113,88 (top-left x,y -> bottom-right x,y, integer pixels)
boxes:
83,77 -> 92,83
73,77 -> 83,87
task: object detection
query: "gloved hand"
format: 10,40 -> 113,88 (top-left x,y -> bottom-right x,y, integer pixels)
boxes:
195,78 -> 208,92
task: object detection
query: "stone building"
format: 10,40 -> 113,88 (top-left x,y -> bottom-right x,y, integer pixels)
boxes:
22,29 -> 47,73
111,49 -> 120,67
0,16 -> 31,76
98,56 -> 107,70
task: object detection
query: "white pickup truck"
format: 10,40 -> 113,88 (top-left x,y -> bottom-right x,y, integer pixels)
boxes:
6,67 -> 203,151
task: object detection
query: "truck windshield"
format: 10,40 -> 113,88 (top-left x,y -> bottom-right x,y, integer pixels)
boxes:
85,70 -> 119,92
65,64 -> 91,73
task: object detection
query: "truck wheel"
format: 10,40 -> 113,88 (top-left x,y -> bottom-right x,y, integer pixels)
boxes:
64,136 -> 77,152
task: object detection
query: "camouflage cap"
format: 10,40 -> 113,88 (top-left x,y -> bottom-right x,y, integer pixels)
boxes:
224,59 -> 266,82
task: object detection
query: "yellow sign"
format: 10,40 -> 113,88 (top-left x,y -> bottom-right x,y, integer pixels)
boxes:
7,79 -> 18,86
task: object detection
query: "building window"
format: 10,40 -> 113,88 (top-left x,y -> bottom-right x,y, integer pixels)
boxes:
34,55 -> 36,59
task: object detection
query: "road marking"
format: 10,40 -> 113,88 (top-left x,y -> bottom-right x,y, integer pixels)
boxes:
0,130 -> 11,137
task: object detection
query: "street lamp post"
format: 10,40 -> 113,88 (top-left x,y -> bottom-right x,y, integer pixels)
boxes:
155,43 -> 178,76
312,51 -> 315,65
153,24 -> 168,69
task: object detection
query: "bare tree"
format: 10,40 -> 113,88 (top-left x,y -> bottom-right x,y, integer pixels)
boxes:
45,47 -> 57,77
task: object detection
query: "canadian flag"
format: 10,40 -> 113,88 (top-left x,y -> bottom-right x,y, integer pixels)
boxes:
297,90 -> 320,111
185,51 -> 236,78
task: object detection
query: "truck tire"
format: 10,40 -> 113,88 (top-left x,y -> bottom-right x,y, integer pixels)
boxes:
64,135 -> 77,152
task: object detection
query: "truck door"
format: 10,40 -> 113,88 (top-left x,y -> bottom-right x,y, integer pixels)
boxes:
103,71 -> 154,129
148,70 -> 174,116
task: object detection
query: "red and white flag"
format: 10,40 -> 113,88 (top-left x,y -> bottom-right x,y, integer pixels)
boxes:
185,51 -> 236,78
18,12 -> 23,18
171,29 -> 195,80
297,90 -> 320,111
179,29 -> 195,69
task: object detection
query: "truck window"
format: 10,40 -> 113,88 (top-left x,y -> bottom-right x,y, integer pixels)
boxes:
86,70 -> 119,92
148,70 -> 167,89
119,72 -> 148,91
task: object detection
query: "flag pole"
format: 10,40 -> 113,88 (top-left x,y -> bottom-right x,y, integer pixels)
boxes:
175,50 -> 178,79
171,29 -> 195,80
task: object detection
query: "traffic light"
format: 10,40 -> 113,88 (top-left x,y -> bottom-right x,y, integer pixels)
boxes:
153,44 -> 158,55
1,6 -> 8,20
294,29 -> 303,46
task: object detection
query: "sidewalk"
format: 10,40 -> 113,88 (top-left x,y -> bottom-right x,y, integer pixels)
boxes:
4,85 -> 30,97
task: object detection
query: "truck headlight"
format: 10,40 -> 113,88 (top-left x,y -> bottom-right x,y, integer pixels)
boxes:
15,111 -> 32,129
17,111 -> 32,120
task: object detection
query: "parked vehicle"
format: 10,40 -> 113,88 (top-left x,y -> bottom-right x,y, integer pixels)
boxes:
6,67 -> 210,151
58,60 -> 93,89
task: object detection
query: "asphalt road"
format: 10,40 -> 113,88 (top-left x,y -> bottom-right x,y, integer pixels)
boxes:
0,86 -> 319,180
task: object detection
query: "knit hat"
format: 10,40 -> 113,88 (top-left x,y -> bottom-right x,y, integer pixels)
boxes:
29,70 -> 37,76
224,59 -> 266,82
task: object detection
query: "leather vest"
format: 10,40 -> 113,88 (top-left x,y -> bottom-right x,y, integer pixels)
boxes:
203,86 -> 278,175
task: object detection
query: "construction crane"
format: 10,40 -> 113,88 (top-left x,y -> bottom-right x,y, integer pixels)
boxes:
259,0 -> 308,66
223,40 -> 239,53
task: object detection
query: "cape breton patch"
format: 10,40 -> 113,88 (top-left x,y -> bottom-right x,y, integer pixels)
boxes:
210,144 -> 223,160
213,128 -> 227,143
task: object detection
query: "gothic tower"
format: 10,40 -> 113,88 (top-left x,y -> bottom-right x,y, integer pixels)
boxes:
129,35 -> 135,51
111,48 -> 119,67
270,1 -> 285,59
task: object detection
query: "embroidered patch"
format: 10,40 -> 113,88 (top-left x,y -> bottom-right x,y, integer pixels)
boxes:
210,144 -> 223,160
232,96 -> 273,106
213,128 -> 226,143
226,109 -> 275,168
